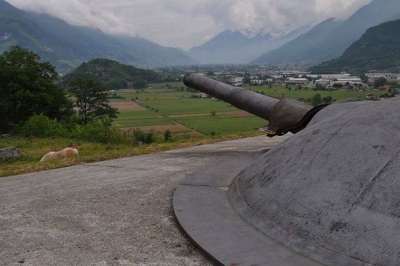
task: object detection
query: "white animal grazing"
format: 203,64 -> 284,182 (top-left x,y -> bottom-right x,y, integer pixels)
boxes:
39,148 -> 79,162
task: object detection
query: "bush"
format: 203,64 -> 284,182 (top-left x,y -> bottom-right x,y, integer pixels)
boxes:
19,114 -> 67,137
71,118 -> 126,144
164,130 -> 172,141
132,128 -> 156,144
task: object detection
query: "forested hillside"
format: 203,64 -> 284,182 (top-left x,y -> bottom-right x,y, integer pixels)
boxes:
310,19 -> 400,73
62,59 -> 164,90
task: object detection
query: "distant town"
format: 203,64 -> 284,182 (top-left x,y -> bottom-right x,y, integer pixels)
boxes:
161,65 -> 400,99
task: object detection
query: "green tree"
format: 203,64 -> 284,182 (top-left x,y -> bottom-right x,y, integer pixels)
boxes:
315,84 -> 326,91
374,77 -> 387,88
311,93 -> 322,107
360,73 -> 369,83
243,73 -> 251,85
322,96 -> 333,103
68,78 -> 119,124
0,46 -> 73,133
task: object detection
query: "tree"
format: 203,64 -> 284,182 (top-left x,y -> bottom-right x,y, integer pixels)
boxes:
68,78 -> 119,124
0,46 -> 73,133
243,73 -> 251,85
333,83 -> 343,88
360,73 -> 369,83
315,84 -> 326,91
322,96 -> 333,103
374,77 -> 387,88
311,93 -> 322,107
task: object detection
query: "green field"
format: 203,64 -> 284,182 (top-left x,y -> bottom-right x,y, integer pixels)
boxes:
112,82 -> 382,136
247,85 -> 381,102
115,110 -> 173,128
174,115 -> 267,136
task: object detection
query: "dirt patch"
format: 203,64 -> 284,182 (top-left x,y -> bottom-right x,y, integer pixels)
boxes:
109,100 -> 145,111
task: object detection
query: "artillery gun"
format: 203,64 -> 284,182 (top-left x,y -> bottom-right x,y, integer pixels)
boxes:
179,72 -> 400,265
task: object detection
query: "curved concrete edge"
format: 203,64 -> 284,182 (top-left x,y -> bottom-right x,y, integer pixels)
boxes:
230,177 -> 371,266
173,151 -> 322,266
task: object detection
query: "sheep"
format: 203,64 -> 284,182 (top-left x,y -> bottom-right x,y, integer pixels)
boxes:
39,148 -> 79,162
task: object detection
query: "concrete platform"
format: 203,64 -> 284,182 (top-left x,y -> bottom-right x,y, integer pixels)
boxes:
173,135 -> 322,265
0,135 -> 288,266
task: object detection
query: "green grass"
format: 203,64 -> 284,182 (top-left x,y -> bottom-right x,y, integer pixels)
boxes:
0,132 -> 263,177
115,110 -> 173,128
113,84 -> 383,134
140,98 -> 236,116
247,85 -> 384,102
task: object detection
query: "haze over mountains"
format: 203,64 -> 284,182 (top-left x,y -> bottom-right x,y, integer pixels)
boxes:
1,0 -> 400,73
0,0 -> 198,74
252,0 -> 400,66
187,24 -> 312,65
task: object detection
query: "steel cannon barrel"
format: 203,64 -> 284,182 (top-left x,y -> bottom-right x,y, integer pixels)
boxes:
183,72 -> 327,136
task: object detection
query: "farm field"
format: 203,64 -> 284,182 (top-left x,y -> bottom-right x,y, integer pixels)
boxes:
110,82 -> 383,138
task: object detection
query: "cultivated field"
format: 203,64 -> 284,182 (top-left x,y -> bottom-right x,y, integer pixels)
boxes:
110,82 -> 383,138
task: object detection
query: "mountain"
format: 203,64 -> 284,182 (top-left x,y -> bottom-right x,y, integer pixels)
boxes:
252,18 -> 342,66
252,0 -> 400,66
187,25 -> 312,64
62,58 -> 164,90
310,19 -> 400,73
0,0 -> 198,74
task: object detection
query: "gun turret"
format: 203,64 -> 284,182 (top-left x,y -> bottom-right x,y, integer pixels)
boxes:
183,72 -> 326,136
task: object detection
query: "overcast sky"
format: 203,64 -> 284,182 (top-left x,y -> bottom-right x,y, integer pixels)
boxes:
6,0 -> 372,50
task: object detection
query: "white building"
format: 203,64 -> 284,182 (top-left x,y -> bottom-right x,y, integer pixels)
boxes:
285,78 -> 309,85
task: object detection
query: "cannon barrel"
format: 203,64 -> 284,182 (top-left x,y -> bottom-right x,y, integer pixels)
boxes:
183,72 -> 326,136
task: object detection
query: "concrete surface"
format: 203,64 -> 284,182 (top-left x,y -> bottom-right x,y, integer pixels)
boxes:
173,149 -> 321,266
0,135 -> 285,266
237,97 -> 400,265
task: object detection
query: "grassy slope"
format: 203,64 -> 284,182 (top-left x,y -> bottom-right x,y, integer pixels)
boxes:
0,132 -> 262,178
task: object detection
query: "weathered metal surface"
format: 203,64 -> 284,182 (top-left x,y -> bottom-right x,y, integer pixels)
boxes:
183,73 -> 323,136
233,97 -> 400,265
184,72 -> 279,120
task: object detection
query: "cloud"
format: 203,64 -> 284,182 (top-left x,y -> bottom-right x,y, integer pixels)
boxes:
6,0 -> 372,50
7,0 -> 130,35
164,0 -> 373,35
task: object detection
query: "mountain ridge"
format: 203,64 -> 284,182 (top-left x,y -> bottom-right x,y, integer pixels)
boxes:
251,0 -> 400,66
0,0 -> 199,74
310,19 -> 400,73
187,24 -> 312,65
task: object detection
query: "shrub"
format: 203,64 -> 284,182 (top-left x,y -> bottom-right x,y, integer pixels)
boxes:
19,114 -> 67,137
71,118 -> 125,144
164,130 -> 172,141
132,128 -> 156,144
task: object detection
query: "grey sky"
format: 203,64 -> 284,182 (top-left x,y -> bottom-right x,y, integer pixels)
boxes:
6,0 -> 372,50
